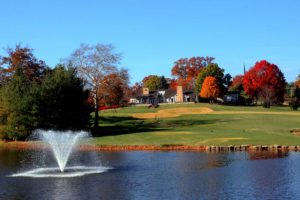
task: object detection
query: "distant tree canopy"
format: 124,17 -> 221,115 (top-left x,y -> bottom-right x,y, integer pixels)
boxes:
243,60 -> 286,107
142,75 -> 169,90
98,68 -> 130,106
0,45 -> 48,84
229,75 -> 244,92
195,63 -> 225,95
294,74 -> 300,88
171,56 -> 214,90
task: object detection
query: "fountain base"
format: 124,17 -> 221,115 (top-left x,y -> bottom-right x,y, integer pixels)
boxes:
10,166 -> 111,178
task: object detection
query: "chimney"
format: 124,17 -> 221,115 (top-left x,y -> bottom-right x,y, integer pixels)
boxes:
176,86 -> 184,103
143,88 -> 149,95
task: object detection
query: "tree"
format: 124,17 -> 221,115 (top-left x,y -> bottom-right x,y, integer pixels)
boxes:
142,75 -> 169,90
0,68 -> 40,140
67,43 -> 121,128
171,56 -> 214,79
0,45 -> 48,140
0,64 -> 92,140
37,65 -> 92,130
243,60 -> 286,106
0,44 -> 48,84
200,76 -> 221,103
294,74 -> 300,88
229,75 -> 244,92
131,82 -> 142,96
98,69 -> 130,106
142,75 -> 161,90
171,56 -> 214,90
223,73 -> 232,90
195,63 -> 225,95
159,76 -> 169,89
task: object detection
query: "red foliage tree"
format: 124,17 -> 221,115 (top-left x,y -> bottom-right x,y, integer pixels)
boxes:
243,60 -> 286,106
169,78 -> 178,89
229,75 -> 244,92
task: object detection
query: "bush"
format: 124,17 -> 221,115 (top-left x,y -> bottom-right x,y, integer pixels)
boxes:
289,97 -> 299,110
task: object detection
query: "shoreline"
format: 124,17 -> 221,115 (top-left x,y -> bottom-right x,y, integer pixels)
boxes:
0,141 -> 299,152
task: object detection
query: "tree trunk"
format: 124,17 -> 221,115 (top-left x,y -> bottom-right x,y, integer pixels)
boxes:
94,93 -> 99,128
94,108 -> 99,128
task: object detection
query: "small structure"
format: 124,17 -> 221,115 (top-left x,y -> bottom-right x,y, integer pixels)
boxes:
224,92 -> 239,104
223,91 -> 246,105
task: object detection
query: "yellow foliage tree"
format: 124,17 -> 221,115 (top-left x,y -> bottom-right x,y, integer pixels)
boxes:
200,76 -> 221,103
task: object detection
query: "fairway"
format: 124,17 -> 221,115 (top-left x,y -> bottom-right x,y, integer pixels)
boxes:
92,103 -> 300,146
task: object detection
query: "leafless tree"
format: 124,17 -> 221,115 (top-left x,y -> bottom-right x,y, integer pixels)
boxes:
67,43 -> 121,128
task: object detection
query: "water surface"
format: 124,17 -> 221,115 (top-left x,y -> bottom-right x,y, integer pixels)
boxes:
0,149 -> 299,200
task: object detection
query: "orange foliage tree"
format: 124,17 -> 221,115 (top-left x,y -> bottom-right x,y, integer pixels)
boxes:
295,80 -> 300,88
200,76 -> 221,103
98,69 -> 130,106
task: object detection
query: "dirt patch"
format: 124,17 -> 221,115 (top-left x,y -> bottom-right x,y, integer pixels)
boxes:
290,129 -> 300,136
132,107 -> 214,119
133,107 -> 300,119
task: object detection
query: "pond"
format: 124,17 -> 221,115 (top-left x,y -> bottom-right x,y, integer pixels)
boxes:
0,149 -> 300,200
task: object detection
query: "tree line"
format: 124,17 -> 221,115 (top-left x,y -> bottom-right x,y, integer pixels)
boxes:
135,57 -> 299,108
0,44 -> 130,140
0,43 -> 299,140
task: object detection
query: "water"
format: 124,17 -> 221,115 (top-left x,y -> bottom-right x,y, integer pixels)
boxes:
1,149 -> 300,199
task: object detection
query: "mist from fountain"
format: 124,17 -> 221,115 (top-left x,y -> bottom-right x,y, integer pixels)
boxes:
37,130 -> 87,172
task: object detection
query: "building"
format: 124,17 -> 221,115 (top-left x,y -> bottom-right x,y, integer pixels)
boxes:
130,86 -> 196,104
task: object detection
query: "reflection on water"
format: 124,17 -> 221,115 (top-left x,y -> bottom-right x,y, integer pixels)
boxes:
249,150 -> 288,160
0,149 -> 300,199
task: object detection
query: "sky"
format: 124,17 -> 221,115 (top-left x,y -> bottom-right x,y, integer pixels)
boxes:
1,0 -> 300,84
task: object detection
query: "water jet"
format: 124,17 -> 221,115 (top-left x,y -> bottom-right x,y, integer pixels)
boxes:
10,130 -> 111,178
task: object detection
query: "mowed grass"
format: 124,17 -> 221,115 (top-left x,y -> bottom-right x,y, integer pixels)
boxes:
91,103 -> 300,146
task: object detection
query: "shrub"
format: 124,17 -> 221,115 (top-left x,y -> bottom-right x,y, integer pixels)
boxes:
289,97 -> 299,110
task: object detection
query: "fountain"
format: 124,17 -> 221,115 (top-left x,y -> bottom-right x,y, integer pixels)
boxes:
39,130 -> 86,172
10,130 -> 111,178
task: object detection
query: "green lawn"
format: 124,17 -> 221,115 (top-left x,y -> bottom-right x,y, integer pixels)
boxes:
90,103 -> 300,146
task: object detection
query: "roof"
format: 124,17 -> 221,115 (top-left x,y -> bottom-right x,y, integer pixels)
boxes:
164,89 -> 177,98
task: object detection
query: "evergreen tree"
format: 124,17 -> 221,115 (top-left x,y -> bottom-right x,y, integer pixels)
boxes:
37,65 -> 92,130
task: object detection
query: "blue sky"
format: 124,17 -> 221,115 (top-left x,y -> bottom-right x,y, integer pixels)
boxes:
1,0 -> 300,84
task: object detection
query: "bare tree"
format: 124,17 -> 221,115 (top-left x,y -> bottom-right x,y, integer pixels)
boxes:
67,44 -> 121,128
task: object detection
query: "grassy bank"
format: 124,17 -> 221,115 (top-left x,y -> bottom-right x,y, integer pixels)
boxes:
91,103 -> 300,146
